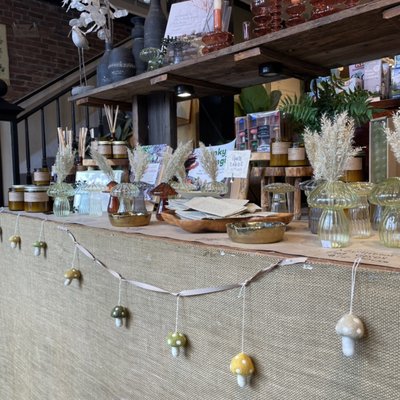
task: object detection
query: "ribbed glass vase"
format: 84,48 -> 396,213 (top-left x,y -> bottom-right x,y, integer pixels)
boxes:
370,177 -> 400,247
308,181 -> 359,248
48,183 -> 75,217
348,182 -> 374,238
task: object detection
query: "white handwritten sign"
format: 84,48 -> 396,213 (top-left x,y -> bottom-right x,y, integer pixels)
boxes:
223,150 -> 251,178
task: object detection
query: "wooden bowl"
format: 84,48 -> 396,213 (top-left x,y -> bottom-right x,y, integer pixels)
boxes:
226,221 -> 286,244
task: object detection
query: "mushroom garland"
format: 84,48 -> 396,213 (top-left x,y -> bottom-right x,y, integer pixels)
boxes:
166,331 -> 187,357
230,352 -> 255,388
64,268 -> 81,286
335,313 -> 365,357
111,305 -> 128,327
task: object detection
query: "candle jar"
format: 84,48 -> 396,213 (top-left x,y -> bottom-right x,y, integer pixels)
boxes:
97,141 -> 113,159
288,142 -> 308,166
112,141 -> 128,159
24,185 -> 50,213
8,185 -> 25,211
33,167 -> 51,186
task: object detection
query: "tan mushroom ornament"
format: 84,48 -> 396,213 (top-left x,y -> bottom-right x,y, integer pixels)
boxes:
230,352 -> 255,388
335,313 -> 365,357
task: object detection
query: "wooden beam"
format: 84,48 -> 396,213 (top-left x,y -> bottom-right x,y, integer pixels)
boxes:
75,97 -> 132,111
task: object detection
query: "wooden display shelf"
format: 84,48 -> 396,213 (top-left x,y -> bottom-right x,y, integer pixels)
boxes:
70,1 -> 400,105
82,158 -> 129,167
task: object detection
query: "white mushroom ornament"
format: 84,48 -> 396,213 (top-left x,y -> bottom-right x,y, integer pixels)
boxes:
230,352 -> 255,388
335,313 -> 365,357
166,331 -> 187,357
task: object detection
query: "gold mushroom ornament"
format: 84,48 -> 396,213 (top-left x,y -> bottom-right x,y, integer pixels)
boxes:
9,235 -> 21,249
63,268 -> 81,286
230,352 -> 255,388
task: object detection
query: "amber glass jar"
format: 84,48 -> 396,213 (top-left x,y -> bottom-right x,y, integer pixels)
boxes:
270,139 -> 290,166
8,185 -> 25,211
98,141 -> 113,158
342,155 -> 364,182
24,185 -> 50,213
33,167 -> 51,186
288,142 -> 308,166
112,141 -> 128,159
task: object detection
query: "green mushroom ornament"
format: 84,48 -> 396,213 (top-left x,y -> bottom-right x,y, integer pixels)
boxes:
33,240 -> 47,256
166,331 -> 187,357
63,268 -> 81,286
9,235 -> 21,249
111,305 -> 128,328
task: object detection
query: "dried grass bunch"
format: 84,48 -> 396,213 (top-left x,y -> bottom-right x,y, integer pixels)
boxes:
128,145 -> 149,183
198,142 -> 218,182
303,112 -> 359,182
384,110 -> 400,163
54,144 -> 75,183
90,149 -> 115,183
162,141 -> 193,183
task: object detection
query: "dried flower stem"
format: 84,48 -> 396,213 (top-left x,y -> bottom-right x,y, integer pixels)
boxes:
198,142 -> 218,183
128,144 -> 149,183
385,110 -> 400,163
162,141 -> 193,183
90,149 -> 115,182
54,144 -> 75,183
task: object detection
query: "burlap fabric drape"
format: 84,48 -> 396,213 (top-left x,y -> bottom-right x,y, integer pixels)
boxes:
0,213 -> 399,399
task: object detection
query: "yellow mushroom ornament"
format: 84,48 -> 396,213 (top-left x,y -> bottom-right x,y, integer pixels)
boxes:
230,352 -> 255,388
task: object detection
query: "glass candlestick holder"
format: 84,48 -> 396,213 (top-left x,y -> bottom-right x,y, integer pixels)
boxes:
264,182 -> 295,213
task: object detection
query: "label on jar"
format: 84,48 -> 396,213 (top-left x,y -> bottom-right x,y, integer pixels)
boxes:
9,192 -> 24,202
34,171 -> 50,181
24,192 -> 49,202
288,147 -> 306,161
272,141 -> 290,155
345,157 -> 362,170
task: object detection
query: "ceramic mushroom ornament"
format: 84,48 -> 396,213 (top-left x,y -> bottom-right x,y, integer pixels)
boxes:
335,256 -> 365,357
166,332 -> 187,357
64,267 -> 81,286
9,235 -> 21,249
33,240 -> 47,257
230,352 -> 255,388
336,313 -> 365,357
111,305 -> 128,328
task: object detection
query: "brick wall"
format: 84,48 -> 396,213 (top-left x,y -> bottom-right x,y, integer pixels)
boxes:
0,0 -> 131,101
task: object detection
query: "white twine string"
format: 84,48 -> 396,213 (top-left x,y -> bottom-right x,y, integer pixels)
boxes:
239,283 -> 247,353
58,225 -> 307,298
118,278 -> 122,305
174,295 -> 181,333
14,213 -> 21,235
349,256 -> 362,314
38,219 -> 47,242
72,246 -> 78,266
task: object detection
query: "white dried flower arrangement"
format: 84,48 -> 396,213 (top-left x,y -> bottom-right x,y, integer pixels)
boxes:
303,112 -> 359,182
128,145 -> 149,183
54,144 -> 75,183
198,142 -> 218,183
90,149 -> 115,183
162,141 -> 193,184
384,110 -> 400,163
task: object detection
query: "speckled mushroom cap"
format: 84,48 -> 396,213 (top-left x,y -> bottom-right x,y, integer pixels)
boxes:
230,352 -> 255,376
369,177 -> 400,206
47,182 -> 75,198
110,183 -> 139,198
33,241 -> 46,248
308,180 -> 359,209
111,305 -> 128,319
166,332 -> 187,348
64,268 -> 81,280
9,235 -> 21,242
263,182 -> 295,194
335,313 -> 365,339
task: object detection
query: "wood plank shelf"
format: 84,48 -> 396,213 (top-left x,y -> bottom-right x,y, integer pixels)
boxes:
82,158 -> 129,167
70,0 -> 400,105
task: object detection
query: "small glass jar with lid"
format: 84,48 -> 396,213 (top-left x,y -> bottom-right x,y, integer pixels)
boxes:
33,167 -> 51,186
288,142 -> 308,166
112,141 -> 128,159
8,185 -> 25,211
24,185 -> 50,213
97,141 -> 113,158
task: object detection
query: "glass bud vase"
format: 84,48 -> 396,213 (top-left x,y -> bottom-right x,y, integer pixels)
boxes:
348,182 -> 374,238
48,183 -> 75,217
263,182 -> 295,213
308,180 -> 359,248
300,179 -> 323,234
370,177 -> 400,248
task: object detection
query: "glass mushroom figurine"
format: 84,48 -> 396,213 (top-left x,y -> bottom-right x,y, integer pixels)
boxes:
230,352 -> 255,388
33,240 -> 47,256
64,268 -> 81,286
166,331 -> 187,357
111,305 -> 128,328
335,313 -> 365,357
9,235 -> 21,249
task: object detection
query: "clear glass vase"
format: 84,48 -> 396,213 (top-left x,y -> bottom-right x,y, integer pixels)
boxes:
371,204 -> 384,231
48,182 -> 75,217
264,182 -> 295,213
370,177 -> 400,247
348,182 -> 374,238
308,180 -> 359,248
300,179 -> 323,234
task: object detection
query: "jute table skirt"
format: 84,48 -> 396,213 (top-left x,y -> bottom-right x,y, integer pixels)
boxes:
0,212 -> 399,399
